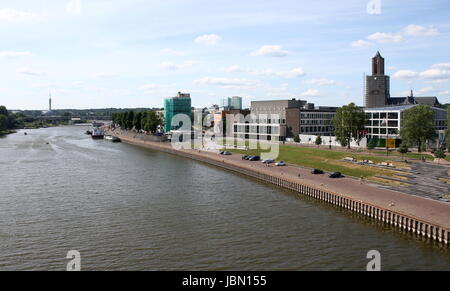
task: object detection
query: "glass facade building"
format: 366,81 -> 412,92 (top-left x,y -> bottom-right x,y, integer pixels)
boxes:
164,93 -> 192,132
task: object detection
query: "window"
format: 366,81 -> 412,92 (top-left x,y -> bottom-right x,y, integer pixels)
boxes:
388,112 -> 398,119
388,120 -> 398,127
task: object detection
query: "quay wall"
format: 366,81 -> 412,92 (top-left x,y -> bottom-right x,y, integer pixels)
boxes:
112,131 -> 450,246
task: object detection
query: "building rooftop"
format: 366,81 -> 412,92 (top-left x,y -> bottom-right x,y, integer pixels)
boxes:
365,104 -> 446,112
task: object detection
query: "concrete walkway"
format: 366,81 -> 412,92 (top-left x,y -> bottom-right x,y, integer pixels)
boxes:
112,131 -> 450,231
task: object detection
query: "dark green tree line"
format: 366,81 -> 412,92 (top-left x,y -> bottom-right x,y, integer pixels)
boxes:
112,110 -> 162,132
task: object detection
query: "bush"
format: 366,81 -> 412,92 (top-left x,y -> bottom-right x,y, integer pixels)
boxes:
367,139 -> 377,150
434,148 -> 446,160
315,136 -> 322,146
398,143 -> 408,158
294,135 -> 300,143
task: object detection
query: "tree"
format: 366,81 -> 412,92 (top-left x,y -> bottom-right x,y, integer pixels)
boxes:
143,111 -> 161,133
0,114 -> 7,132
127,111 -> 135,130
294,134 -> 300,143
0,106 -> 8,116
315,136 -> 322,147
121,112 -> 128,128
399,105 -> 435,153
134,112 -> 143,131
397,143 -> 409,159
434,148 -> 446,163
333,103 -> 366,149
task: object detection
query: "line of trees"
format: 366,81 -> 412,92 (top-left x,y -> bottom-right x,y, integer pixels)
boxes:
0,106 -> 25,134
112,110 -> 163,133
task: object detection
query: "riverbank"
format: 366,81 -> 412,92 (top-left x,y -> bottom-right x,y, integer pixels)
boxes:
0,130 -> 16,136
110,129 -> 450,245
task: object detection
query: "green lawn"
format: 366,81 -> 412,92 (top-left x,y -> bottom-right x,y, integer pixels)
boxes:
230,144 -> 403,179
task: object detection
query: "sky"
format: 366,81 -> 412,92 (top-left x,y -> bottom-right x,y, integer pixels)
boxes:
0,0 -> 449,110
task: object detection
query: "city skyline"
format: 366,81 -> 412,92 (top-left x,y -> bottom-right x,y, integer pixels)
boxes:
1,0 -> 450,110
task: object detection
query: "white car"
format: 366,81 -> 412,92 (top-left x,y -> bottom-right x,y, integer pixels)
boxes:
275,161 -> 286,166
262,159 -> 275,164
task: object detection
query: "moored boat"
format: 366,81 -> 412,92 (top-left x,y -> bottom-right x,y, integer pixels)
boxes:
91,127 -> 104,139
104,135 -> 121,142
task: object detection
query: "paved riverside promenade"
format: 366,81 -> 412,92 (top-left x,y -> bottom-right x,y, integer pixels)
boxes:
111,130 -> 450,244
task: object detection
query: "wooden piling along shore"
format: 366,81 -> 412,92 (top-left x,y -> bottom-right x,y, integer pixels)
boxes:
112,130 -> 450,245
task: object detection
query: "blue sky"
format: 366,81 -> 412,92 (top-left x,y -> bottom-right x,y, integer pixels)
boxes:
0,0 -> 449,110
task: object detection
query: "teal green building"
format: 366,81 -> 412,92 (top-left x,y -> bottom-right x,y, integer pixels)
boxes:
164,92 -> 192,132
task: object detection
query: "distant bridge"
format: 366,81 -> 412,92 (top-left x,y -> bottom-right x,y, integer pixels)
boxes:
34,116 -> 112,123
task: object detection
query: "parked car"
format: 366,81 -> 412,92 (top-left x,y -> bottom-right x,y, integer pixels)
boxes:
275,161 -> 286,166
262,159 -> 275,164
248,156 -> 260,161
242,155 -> 249,160
221,151 -> 232,155
244,155 -> 253,160
311,169 -> 324,174
329,172 -> 343,178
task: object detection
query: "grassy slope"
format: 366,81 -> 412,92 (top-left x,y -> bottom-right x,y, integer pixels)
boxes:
230,145 -> 404,179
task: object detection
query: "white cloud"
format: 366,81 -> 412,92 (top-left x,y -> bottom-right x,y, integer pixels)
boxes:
304,78 -> 336,86
351,40 -> 372,47
403,24 -> 439,37
17,68 -> 47,76
94,72 -> 117,78
361,24 -> 440,45
438,90 -> 450,97
160,48 -> 187,56
194,34 -> 221,46
300,89 -> 320,97
193,77 -> 261,89
226,66 -> 305,78
0,8 -> 40,22
431,63 -> 450,70
420,69 -> 450,80
226,65 -> 246,73
415,87 -> 436,95
250,45 -> 291,57
67,0 -> 82,15
392,70 -> 420,79
393,65 -> 450,81
0,51 -> 33,58
367,32 -> 403,43
160,60 -> 195,71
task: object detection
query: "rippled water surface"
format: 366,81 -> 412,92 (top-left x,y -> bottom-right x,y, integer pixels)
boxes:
0,126 -> 449,270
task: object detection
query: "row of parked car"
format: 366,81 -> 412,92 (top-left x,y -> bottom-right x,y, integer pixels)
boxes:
241,155 -> 287,166
221,152 -> 343,178
311,169 -> 343,178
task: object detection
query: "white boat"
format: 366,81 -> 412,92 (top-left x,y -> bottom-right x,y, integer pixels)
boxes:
91,127 -> 104,139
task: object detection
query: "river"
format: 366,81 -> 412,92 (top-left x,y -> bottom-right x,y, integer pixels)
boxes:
0,126 -> 449,270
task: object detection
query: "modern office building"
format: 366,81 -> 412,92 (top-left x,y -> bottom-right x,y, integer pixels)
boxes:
221,96 -> 243,110
232,99 -> 337,141
365,104 -> 447,147
163,92 -> 192,132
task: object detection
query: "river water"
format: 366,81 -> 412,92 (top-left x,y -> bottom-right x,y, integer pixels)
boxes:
0,126 -> 449,271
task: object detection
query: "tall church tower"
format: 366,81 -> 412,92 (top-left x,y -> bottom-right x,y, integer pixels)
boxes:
365,51 -> 390,108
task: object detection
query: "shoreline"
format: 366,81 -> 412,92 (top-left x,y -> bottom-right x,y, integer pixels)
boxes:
110,129 -> 450,245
